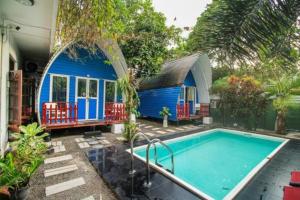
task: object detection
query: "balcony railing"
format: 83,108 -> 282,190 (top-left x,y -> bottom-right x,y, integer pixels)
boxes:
177,103 -> 190,120
42,102 -> 78,125
105,102 -> 127,122
42,102 -> 127,126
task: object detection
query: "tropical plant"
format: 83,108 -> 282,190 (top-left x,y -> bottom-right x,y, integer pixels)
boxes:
0,123 -> 49,193
10,123 -> 48,167
212,75 -> 268,129
188,0 -> 300,63
0,153 -> 26,189
117,69 -> 140,141
266,73 -> 300,134
159,107 -> 171,117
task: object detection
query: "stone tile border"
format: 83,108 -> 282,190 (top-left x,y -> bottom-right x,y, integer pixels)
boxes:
45,177 -> 85,196
44,164 -> 78,177
44,155 -> 73,164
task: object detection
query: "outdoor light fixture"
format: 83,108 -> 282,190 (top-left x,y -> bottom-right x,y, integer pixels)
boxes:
14,0 -> 34,6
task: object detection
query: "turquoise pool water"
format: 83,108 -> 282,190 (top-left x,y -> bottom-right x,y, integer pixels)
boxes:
134,129 -> 284,199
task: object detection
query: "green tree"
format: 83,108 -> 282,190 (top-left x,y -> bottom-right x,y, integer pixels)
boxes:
119,0 -> 182,78
187,0 -> 300,63
212,75 -> 268,129
266,73 -> 300,134
55,0 -> 127,53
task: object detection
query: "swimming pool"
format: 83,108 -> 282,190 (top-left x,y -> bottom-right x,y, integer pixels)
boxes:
132,129 -> 288,200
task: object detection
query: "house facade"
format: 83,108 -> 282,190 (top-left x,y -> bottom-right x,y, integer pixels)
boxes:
138,54 -> 212,121
37,42 -> 128,129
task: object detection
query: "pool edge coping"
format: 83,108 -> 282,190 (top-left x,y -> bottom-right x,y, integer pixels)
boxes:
127,128 -> 289,200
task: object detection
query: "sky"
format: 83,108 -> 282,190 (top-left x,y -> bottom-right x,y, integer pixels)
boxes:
152,0 -> 212,37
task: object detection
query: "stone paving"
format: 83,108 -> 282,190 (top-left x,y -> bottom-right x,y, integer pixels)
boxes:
28,119 -> 201,200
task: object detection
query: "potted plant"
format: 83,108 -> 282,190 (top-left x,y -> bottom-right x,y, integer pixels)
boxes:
118,69 -> 140,142
0,123 -> 48,200
159,107 -> 171,128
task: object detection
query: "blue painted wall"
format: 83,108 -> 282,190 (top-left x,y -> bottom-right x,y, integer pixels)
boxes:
39,47 -> 119,120
138,70 -> 199,121
138,87 -> 181,121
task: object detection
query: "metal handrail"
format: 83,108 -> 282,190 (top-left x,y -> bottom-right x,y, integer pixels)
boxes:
129,132 -> 151,175
145,138 -> 175,187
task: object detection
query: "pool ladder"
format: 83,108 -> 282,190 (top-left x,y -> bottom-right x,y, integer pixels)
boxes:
130,133 -> 175,188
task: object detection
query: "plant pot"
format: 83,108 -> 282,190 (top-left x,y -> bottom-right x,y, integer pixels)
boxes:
163,115 -> 168,128
130,114 -> 136,123
10,185 -> 29,200
0,186 -> 10,200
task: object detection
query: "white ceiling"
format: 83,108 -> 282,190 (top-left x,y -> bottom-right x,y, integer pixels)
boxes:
0,0 -> 57,63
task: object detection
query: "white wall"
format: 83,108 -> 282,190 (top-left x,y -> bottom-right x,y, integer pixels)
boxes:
0,19 -> 21,156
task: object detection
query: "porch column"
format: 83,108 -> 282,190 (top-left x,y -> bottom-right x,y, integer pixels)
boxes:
0,20 -> 10,156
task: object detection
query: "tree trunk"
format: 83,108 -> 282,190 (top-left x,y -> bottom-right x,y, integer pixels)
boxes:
275,111 -> 285,134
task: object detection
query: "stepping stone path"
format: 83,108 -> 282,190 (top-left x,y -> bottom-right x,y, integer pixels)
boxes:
75,136 -> 110,149
51,141 -> 66,153
152,127 -> 160,131
45,177 -> 85,196
156,130 -> 167,134
82,196 -> 95,200
144,132 -> 155,137
166,129 -> 175,132
44,164 -> 78,177
43,140 -> 96,199
175,127 -> 184,131
145,125 -> 153,129
78,142 -> 90,149
44,155 -> 73,164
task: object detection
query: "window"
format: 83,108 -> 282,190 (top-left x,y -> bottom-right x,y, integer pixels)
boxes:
105,81 -> 116,102
187,87 -> 195,101
77,79 -> 87,97
52,76 -> 67,102
89,80 -> 98,98
180,87 -> 185,100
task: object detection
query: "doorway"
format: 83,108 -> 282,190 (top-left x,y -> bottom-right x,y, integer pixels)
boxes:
76,78 -> 99,120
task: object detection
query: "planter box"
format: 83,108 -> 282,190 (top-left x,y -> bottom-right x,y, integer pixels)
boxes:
203,117 -> 213,125
111,124 -> 125,134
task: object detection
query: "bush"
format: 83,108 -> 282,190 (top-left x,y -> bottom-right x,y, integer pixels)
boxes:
0,123 -> 48,191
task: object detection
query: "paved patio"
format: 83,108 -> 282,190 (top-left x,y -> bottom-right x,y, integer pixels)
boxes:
27,119 -> 201,200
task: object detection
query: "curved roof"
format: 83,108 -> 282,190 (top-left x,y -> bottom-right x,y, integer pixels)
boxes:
139,53 -> 209,90
138,53 -> 212,103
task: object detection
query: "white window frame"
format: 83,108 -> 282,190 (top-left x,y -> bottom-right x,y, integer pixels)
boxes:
49,74 -> 70,103
103,80 -> 117,118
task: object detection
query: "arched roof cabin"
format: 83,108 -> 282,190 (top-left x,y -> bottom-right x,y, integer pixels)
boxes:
138,54 -> 212,121
37,42 -> 128,129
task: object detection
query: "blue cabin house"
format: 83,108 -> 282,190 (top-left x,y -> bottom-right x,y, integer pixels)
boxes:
37,41 -> 128,129
138,54 -> 212,121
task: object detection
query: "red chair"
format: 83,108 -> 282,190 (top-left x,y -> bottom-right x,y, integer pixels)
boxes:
290,171 -> 300,187
283,186 -> 300,200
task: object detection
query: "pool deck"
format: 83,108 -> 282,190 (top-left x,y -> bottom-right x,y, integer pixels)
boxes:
86,129 -> 300,200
